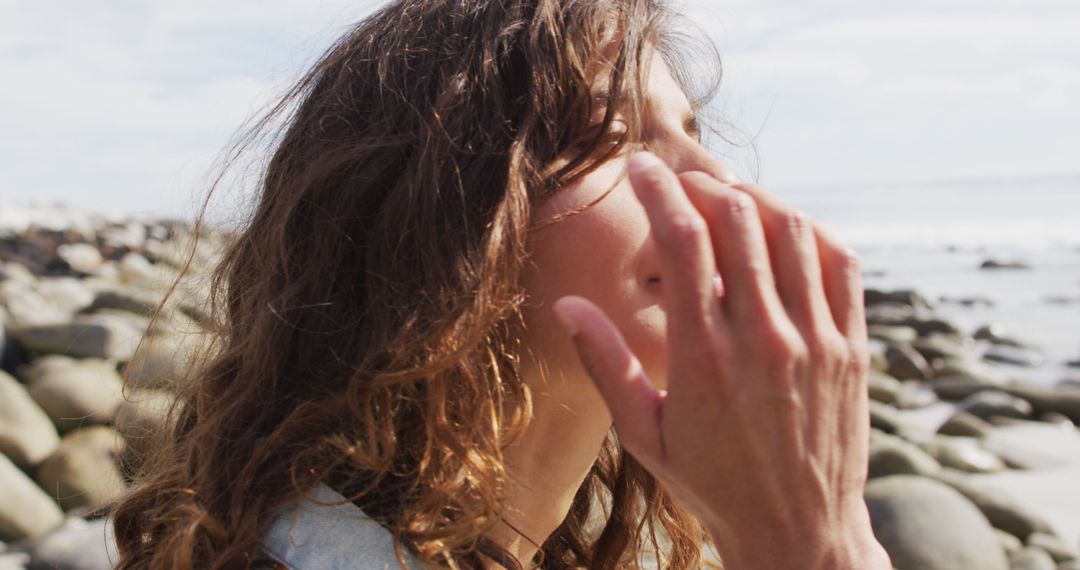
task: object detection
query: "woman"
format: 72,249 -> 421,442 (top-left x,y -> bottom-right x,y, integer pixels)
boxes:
113,0 -> 891,568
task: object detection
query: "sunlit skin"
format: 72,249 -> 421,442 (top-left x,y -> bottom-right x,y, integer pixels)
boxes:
492,51 -> 892,569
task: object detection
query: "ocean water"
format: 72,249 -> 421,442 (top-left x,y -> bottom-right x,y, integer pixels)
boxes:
776,174 -> 1080,384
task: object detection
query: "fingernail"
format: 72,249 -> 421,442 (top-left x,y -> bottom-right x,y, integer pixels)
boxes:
627,151 -> 663,176
552,298 -> 579,335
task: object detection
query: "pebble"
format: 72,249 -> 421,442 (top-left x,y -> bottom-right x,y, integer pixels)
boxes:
865,475 -> 1008,570
933,470 -> 1054,541
959,390 -> 1035,421
55,244 -> 103,274
868,370 -> 902,404
23,357 -> 124,433
113,389 -> 174,468
984,344 -> 1045,367
980,259 -> 1031,270
973,323 -> 1028,347
20,517 -> 117,570
31,279 -> 94,315
1027,532 -> 1079,563
36,427 -> 127,512
13,313 -> 144,361
869,400 -> 906,434
913,334 -> 975,362
0,453 -> 64,542
0,371 -> 59,467
982,421 -> 1080,469
938,409 -> 993,438
923,435 -> 1006,474
995,527 -> 1024,556
869,430 -> 942,478
895,380 -> 939,409
1009,546 -> 1057,570
868,324 -> 918,345
886,343 -> 934,381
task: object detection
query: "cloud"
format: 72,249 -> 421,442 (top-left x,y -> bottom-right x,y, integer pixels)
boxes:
0,0 -> 1077,216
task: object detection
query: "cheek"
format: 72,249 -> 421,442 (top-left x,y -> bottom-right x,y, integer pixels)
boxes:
519,205 -> 670,386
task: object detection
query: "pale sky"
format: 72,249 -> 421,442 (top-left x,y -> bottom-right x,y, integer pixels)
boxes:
1,0 -> 1077,219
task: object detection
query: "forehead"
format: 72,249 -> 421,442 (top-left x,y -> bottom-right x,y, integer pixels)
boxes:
590,49 -> 694,118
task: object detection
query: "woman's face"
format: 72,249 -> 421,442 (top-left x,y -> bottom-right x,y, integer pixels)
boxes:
520,52 -> 735,389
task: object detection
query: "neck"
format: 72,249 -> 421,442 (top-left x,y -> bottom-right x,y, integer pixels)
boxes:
486,377 -> 612,567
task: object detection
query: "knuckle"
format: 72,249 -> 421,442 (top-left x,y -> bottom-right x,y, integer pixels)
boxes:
636,164 -> 673,190
657,212 -> 708,248
753,323 -> 807,363
678,170 -> 720,189
805,330 -> 849,362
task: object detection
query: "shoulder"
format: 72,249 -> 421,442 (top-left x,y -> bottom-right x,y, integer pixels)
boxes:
262,483 -> 425,570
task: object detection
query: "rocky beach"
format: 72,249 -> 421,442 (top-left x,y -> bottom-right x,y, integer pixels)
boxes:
0,204 -> 1079,570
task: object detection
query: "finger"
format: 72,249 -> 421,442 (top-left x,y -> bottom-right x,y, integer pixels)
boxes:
813,223 -> 867,340
626,152 -> 721,351
730,183 -> 832,332
552,295 -> 666,465
679,173 -> 783,326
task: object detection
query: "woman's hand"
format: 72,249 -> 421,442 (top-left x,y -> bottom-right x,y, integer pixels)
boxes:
551,152 -> 890,570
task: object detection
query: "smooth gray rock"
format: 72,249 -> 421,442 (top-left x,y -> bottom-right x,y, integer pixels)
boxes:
36,427 -> 126,512
1006,385 -> 1080,423
869,431 -> 942,478
913,334 -> 974,362
981,258 -> 1030,270
23,517 -> 117,570
932,470 -> 1054,541
974,323 -> 1028,347
868,371 -> 903,404
870,400 -> 906,434
960,390 -> 1034,421
886,344 -> 933,381
865,475 -> 1008,570
113,389 -> 174,468
938,410 -> 993,438
922,435 -> 1006,474
984,345 -> 1044,367
865,289 -> 933,310
895,380 -> 939,409
1027,532 -> 1079,563
24,357 -> 124,433
868,325 -> 918,345
12,313 -> 143,360
55,244 -> 103,274
0,454 -> 64,542
1009,546 -> 1056,570
982,422 -> 1080,469
996,528 -> 1024,556
0,371 -> 59,467
31,279 -> 94,316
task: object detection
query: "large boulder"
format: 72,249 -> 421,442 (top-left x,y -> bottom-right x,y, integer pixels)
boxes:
24,357 -> 124,433
0,371 -> 59,468
35,427 -> 126,512
0,453 -> 64,542
865,475 -> 1008,570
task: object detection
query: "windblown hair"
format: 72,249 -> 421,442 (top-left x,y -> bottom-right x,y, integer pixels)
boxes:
113,0 -> 723,568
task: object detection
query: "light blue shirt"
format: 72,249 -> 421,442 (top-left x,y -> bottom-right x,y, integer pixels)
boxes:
262,483 -> 425,569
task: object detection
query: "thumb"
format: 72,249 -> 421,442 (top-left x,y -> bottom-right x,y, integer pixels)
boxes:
552,295 -> 666,466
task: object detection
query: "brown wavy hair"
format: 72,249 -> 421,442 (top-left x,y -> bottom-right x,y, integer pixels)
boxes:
112,0 -> 724,567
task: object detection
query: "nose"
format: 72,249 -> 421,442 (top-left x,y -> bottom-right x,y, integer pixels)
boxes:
654,138 -> 738,184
